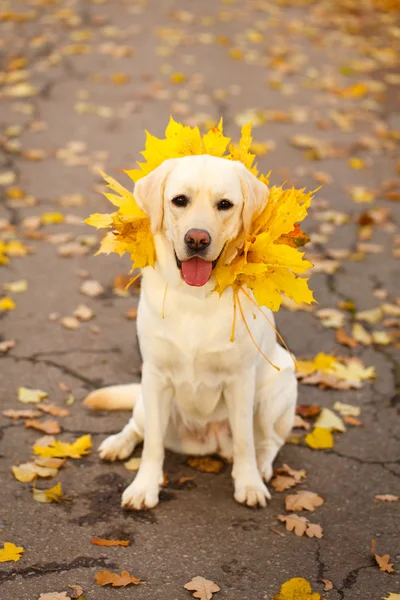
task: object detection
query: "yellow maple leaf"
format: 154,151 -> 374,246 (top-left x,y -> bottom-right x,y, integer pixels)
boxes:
305,427 -> 334,450
296,352 -> 337,376
33,434 -> 92,458
33,482 -> 63,503
272,577 -> 321,600
0,542 -> 24,563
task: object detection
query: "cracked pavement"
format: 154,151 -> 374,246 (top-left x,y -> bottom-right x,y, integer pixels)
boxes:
0,1 -> 399,599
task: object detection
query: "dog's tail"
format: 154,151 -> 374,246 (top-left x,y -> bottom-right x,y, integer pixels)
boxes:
83,383 -> 140,411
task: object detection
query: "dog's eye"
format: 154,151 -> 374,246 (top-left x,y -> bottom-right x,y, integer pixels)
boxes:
217,199 -> 233,211
172,195 -> 189,208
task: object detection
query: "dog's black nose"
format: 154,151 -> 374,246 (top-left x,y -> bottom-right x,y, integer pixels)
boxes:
184,229 -> 211,252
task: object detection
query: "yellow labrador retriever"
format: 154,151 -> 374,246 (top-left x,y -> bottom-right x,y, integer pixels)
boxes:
84,155 -> 297,510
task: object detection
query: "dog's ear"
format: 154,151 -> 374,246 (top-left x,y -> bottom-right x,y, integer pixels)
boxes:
133,158 -> 177,233
233,161 -> 269,235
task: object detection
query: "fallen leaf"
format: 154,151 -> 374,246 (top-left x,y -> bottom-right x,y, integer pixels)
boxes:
33,482 -> 64,503
73,304 -> 94,321
80,280 -> 104,297
285,490 -> 324,512
25,418 -> 61,435
272,464 -> 307,492
316,308 -> 345,329
91,538 -> 130,547
382,595 -> 400,600
176,476 -> 195,488
12,461 -> 58,482
306,523 -> 324,538
352,323 -> 372,345
0,296 -> 16,311
187,456 -> 224,473
41,212 -> 64,225
296,405 -> 321,418
68,585 -> 84,599
333,401 -> 360,417
33,434 -> 92,458
372,540 -> 395,573
314,408 -> 346,432
124,457 -> 141,471
0,542 -> 24,563
0,339 -> 16,353
3,279 -> 28,293
18,387 -> 48,404
272,577 -> 321,600
277,514 -> 308,536
343,415 -> 362,427
35,457 -> 65,469
95,569 -> 141,587
3,409 -> 41,419
356,308 -> 382,324
126,307 -> 138,319
336,328 -> 358,348
37,403 -> 69,417
60,316 -> 80,330
184,576 -> 221,600
375,494 -> 399,502
305,427 -> 334,450
372,331 -> 393,346
322,579 -> 333,591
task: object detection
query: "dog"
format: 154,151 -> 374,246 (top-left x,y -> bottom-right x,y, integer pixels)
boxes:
84,154 -> 297,510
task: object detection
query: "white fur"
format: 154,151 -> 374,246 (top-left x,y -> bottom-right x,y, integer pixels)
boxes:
85,155 -> 297,510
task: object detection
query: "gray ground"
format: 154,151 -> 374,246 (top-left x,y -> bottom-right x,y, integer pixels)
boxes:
0,1 -> 399,599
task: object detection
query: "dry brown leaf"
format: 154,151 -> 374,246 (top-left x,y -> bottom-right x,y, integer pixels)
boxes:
126,307 -> 138,319
91,538 -> 130,547
0,339 -> 16,353
95,569 -> 141,587
321,578 -> 333,591
375,494 -> 399,502
277,514 -> 323,538
372,540 -> 395,573
25,418 -> 61,435
296,405 -> 321,418
272,463 -> 307,491
68,585 -> 84,599
37,404 -> 69,417
336,328 -> 358,348
343,415 -> 362,427
3,409 -> 42,419
187,457 -> 224,474
277,514 -> 308,536
285,491 -> 324,512
305,523 -> 323,538
184,576 -> 221,599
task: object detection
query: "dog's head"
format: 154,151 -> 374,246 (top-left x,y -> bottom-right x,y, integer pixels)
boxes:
134,155 -> 269,287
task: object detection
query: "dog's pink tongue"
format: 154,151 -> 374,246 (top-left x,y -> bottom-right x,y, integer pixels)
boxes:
181,257 -> 213,287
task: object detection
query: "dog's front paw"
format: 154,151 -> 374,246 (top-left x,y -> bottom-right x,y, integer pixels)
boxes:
121,471 -> 162,510
99,432 -> 137,462
233,471 -> 271,508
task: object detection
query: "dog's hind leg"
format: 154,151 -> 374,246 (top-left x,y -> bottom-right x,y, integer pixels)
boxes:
254,348 -> 297,483
98,391 -> 145,462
